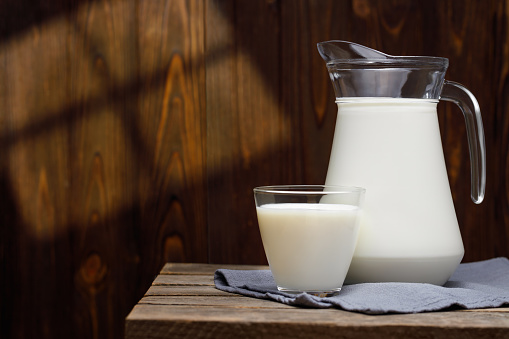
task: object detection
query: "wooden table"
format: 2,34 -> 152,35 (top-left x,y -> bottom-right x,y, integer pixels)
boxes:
125,263 -> 509,338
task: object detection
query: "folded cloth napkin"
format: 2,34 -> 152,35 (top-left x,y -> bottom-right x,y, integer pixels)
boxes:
214,257 -> 509,314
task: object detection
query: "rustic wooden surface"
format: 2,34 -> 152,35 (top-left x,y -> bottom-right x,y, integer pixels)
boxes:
125,263 -> 509,339
1,0 -> 509,338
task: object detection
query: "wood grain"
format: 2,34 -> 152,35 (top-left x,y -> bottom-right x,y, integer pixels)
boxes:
1,1 -> 509,339
206,0 -> 282,265
134,0 -> 207,291
0,4 -> 74,338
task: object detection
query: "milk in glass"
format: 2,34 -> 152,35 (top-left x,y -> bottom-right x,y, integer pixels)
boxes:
256,203 -> 361,292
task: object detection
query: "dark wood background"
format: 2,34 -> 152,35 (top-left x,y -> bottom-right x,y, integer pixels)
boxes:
0,0 -> 507,338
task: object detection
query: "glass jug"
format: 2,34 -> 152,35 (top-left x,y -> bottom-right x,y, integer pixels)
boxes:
317,41 -> 486,285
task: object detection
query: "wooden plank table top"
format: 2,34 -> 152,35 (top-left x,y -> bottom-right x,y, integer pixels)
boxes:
125,263 -> 509,338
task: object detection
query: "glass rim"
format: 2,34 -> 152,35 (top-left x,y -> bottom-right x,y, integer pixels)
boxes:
253,185 -> 365,195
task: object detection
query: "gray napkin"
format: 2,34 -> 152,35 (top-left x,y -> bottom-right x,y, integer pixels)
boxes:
214,257 -> 509,314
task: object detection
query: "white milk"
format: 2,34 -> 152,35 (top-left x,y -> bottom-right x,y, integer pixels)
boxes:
256,203 -> 360,292
326,98 -> 464,285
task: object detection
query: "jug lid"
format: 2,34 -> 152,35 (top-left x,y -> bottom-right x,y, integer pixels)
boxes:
317,40 -> 448,99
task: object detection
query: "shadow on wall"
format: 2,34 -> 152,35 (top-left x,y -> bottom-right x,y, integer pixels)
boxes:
0,0 -> 309,338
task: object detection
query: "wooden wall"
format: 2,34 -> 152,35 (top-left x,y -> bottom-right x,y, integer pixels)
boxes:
1,0 -> 508,338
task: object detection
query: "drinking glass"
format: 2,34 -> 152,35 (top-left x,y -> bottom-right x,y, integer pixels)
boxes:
253,185 -> 365,296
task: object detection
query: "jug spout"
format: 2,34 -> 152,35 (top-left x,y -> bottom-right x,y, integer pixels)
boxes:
317,40 -> 448,99
317,40 -> 392,63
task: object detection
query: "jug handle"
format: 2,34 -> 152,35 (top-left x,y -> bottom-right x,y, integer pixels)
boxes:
440,80 -> 486,204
